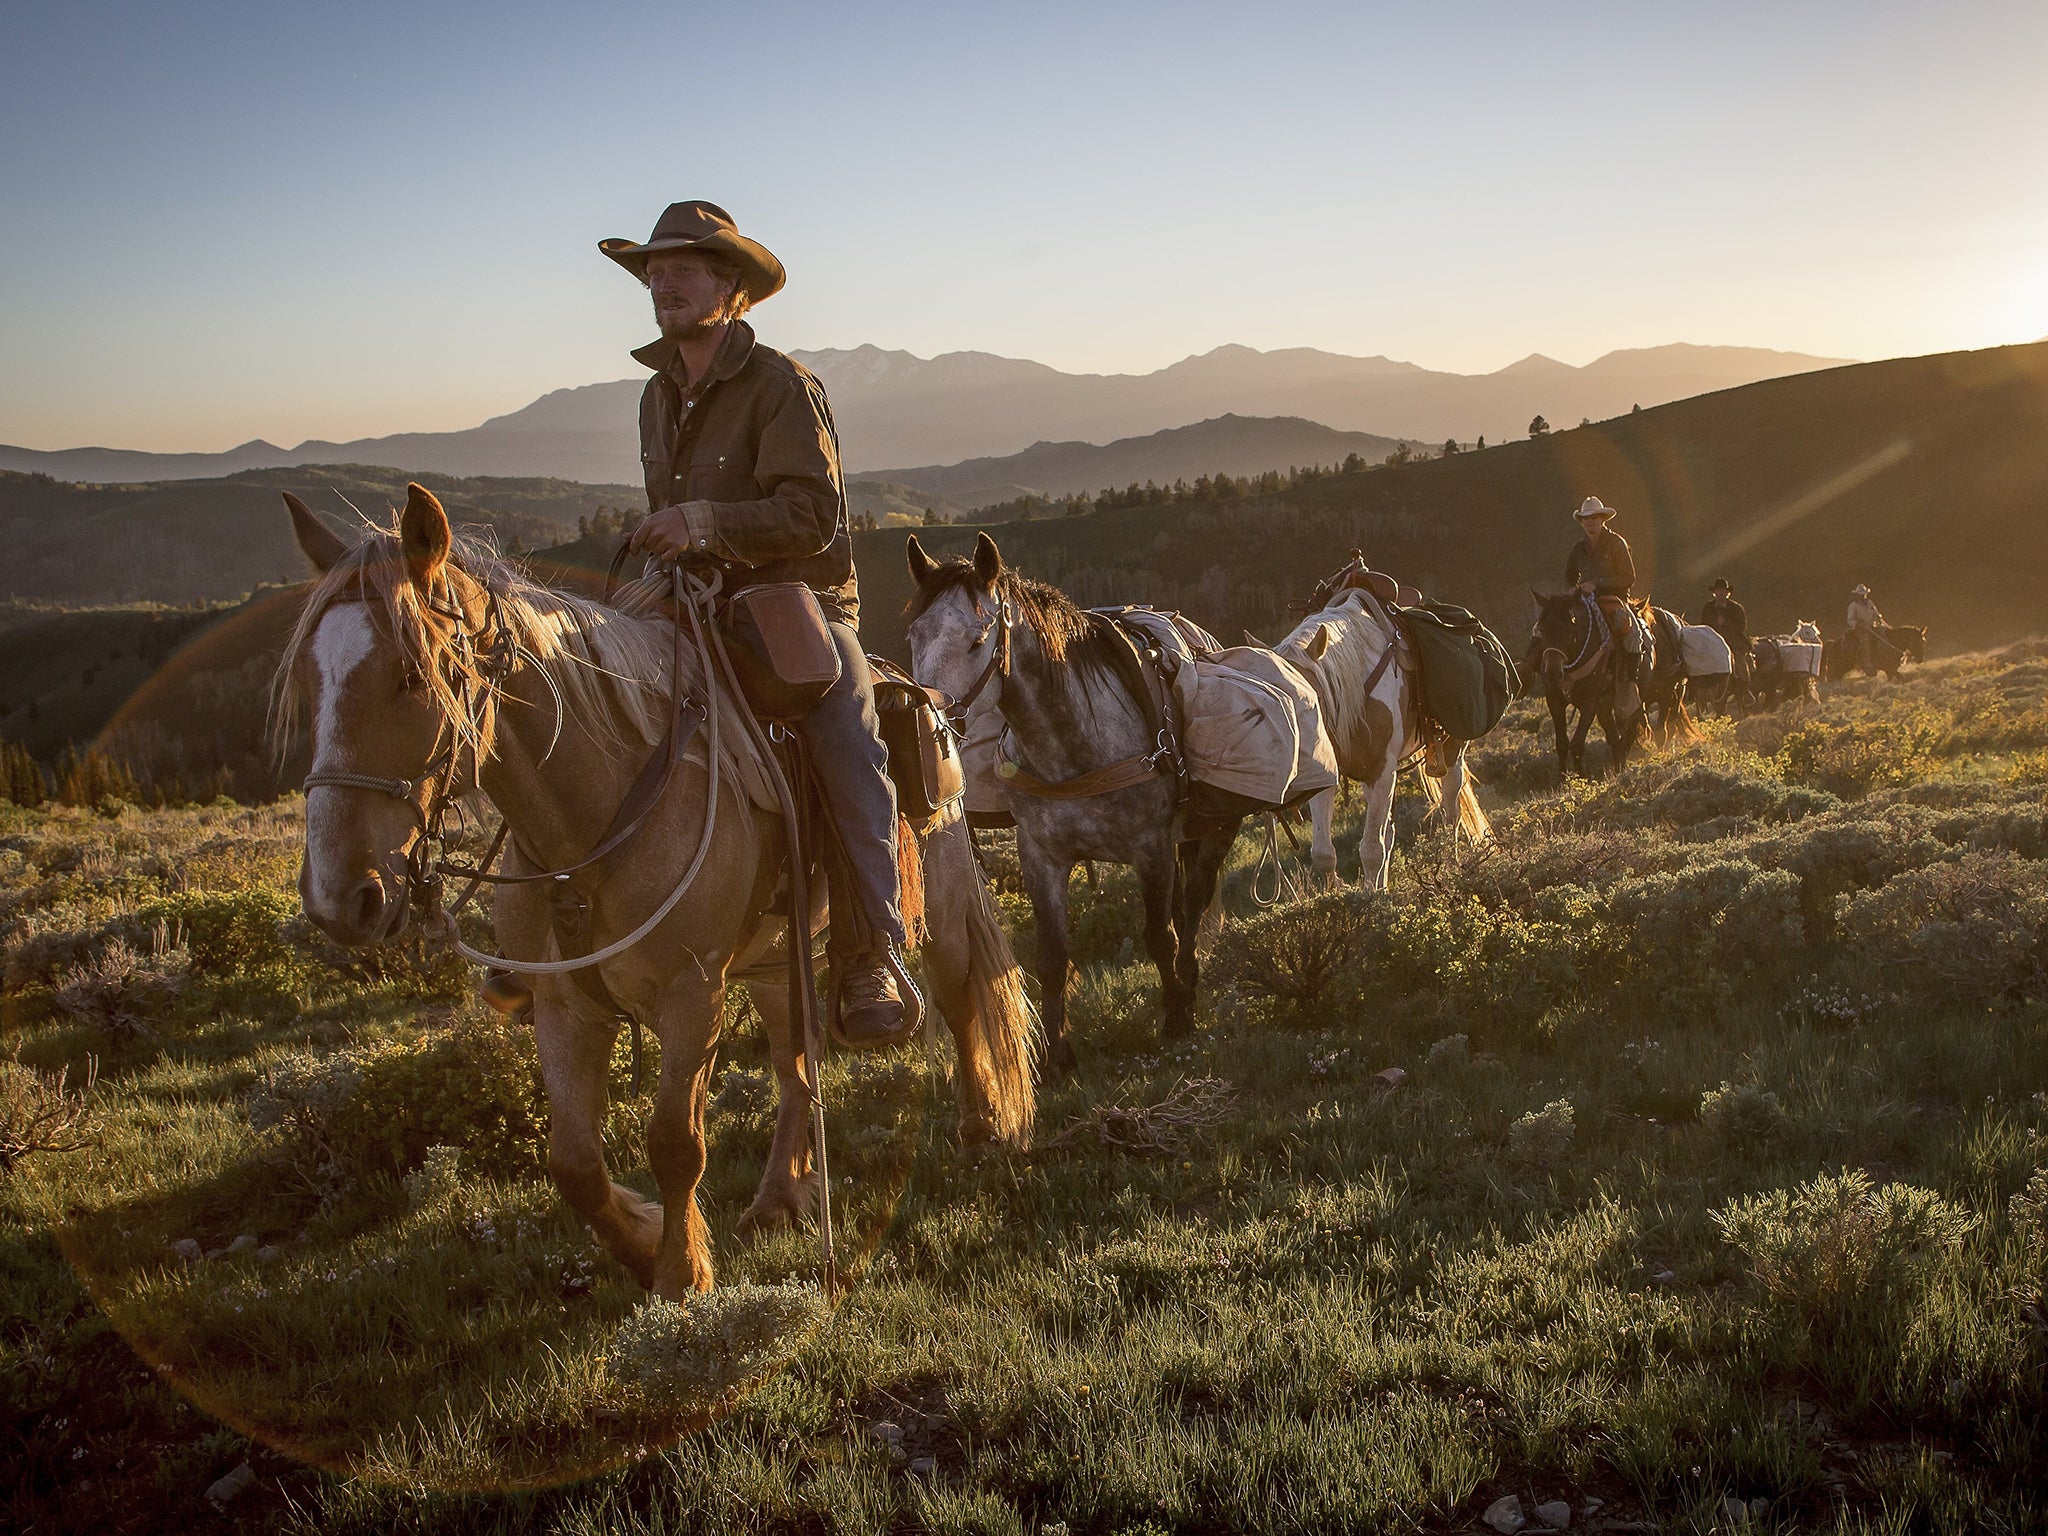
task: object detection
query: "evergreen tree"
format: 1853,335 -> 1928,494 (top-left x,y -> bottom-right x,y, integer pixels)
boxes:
1529,415 -> 1551,437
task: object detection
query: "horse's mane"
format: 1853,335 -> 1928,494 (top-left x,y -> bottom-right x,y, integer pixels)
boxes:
1276,590 -> 1394,745
272,519 -> 677,763
907,554 -> 1127,687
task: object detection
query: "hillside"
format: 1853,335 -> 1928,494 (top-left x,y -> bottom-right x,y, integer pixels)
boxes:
0,466 -> 639,607
0,341 -> 1848,484
8,340 -> 2043,778
858,415 -> 1413,509
832,340 -> 2048,660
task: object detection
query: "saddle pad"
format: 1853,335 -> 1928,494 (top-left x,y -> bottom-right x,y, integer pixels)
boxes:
1762,637 -> 1823,675
1169,646 -> 1339,809
1676,621 -> 1733,677
1096,604 -> 1221,662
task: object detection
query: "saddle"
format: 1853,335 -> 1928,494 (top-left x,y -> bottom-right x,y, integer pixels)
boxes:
1310,551 -> 1424,613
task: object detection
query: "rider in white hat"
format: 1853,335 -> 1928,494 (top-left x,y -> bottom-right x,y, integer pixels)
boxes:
1847,583 -> 1887,675
1565,497 -> 1643,714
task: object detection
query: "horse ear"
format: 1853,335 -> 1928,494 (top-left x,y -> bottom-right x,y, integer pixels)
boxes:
906,533 -> 935,585
283,492 -> 349,572
399,482 -> 452,589
972,531 -> 1003,589
1305,624 -> 1331,660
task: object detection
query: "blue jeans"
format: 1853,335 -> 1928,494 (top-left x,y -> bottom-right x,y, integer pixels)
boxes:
801,622 -> 905,953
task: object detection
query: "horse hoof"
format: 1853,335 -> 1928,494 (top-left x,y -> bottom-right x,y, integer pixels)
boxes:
736,1188 -> 810,1240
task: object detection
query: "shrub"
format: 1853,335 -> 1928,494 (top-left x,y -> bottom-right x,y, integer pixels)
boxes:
604,1283 -> 825,1405
1606,859 -> 1801,981
1698,1081 -> 1790,1146
1777,714 -> 1942,796
52,929 -> 188,1037
1768,818 -> 1949,943
1208,889 -> 1419,1019
1839,852 -> 2048,1006
1507,1098 -> 1575,1169
1713,1169 -> 1978,1329
2010,1168 -> 2048,1306
1424,1033 -> 1470,1071
136,888 -> 299,979
0,1053 -> 96,1173
249,1010 -> 546,1188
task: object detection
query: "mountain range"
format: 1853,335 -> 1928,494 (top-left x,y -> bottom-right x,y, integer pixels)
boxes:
0,342 -> 1849,486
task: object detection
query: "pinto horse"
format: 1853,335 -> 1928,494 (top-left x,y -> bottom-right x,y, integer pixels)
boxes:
277,486 -> 1036,1298
1275,590 -> 1490,891
1530,589 -> 1650,779
906,533 -> 1240,1074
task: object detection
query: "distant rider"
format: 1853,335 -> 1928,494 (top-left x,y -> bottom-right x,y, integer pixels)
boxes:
604,200 -> 909,1045
1564,496 -> 1642,714
1846,583 -> 1887,675
1700,577 -> 1750,695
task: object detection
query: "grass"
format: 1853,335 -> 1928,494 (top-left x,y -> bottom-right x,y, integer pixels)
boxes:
4,645 -> 2048,1533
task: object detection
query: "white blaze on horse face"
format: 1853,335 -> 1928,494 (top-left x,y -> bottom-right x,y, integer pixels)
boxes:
303,605 -> 384,914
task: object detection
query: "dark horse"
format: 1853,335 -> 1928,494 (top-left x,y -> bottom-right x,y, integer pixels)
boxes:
906,533 -> 1242,1075
1823,622 -> 1927,680
1530,589 -> 1651,778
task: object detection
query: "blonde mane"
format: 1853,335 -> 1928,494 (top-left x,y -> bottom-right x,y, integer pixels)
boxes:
272,520 -> 683,766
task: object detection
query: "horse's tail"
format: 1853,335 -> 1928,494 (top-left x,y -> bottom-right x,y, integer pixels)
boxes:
897,815 -> 927,946
959,865 -> 1040,1146
1662,693 -> 1704,747
1415,754 -> 1493,843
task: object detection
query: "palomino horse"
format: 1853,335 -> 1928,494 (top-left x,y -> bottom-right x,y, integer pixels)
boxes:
1530,590 -> 1652,779
277,486 -> 1035,1298
905,534 -> 1240,1074
1275,590 -> 1490,891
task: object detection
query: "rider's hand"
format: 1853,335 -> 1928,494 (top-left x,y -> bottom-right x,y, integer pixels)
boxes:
627,503 -> 716,560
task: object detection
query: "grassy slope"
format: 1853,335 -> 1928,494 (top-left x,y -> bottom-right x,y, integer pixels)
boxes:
5,650 -> 2048,1533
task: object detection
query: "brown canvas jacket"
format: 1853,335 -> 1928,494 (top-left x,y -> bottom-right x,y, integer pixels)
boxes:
1564,526 -> 1636,599
634,320 -> 859,625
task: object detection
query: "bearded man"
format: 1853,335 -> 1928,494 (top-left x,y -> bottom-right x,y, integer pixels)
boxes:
601,200 -> 909,1044
1564,496 -> 1644,714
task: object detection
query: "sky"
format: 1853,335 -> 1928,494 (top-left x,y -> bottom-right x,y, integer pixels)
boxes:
3,0 -> 2045,452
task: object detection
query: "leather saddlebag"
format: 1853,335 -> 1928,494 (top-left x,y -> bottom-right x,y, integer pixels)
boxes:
869,655 -> 966,821
722,583 -> 841,720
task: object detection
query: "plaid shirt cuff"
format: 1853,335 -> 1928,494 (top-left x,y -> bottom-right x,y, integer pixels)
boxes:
676,500 -> 722,556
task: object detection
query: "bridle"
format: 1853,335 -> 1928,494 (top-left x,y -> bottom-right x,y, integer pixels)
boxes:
300,576 -> 523,919
937,593 -> 1013,736
1539,592 -> 1604,677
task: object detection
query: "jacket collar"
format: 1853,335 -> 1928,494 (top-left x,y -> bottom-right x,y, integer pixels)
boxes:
630,319 -> 757,385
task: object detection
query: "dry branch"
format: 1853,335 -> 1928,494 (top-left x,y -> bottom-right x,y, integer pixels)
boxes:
1032,1076 -> 1237,1159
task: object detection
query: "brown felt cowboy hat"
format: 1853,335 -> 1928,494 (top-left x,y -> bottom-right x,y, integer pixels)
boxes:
598,201 -> 786,302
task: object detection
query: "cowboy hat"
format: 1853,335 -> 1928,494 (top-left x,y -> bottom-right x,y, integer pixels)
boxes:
1574,496 -> 1616,521
1851,583 -> 1871,597
598,201 -> 785,302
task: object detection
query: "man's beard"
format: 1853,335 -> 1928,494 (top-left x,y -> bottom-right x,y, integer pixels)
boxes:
656,302 -> 729,342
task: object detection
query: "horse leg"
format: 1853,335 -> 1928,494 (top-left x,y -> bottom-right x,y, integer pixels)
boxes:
1172,827 -> 1235,1035
1136,843 -> 1187,1038
1357,759 -> 1398,892
644,972 -> 725,1298
534,995 -> 663,1289
1547,684 -> 1572,781
1019,841 -> 1079,1079
735,978 -> 814,1239
1569,700 -> 1597,776
1308,786 -> 1341,886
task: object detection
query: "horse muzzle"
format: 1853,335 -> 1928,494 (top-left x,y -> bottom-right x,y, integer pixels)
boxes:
302,861 -> 410,947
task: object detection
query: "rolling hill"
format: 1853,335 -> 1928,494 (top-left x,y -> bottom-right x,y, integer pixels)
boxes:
0,466 -> 639,607
8,340 -> 2042,785
0,342 -> 1847,485
855,415 -> 1413,510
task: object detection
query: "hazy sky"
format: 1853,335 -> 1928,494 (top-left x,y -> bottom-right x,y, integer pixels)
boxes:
3,0 -> 2044,451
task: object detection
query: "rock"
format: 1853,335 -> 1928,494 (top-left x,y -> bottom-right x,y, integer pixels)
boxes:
907,1456 -> 936,1477
1580,1498 -> 1604,1513
228,1234 -> 258,1255
169,1239 -> 203,1265
1749,1498 -> 1771,1519
1652,1269 -> 1677,1284
256,1245 -> 280,1263
1483,1494 -> 1526,1533
1374,1067 -> 1407,1090
1722,1495 -> 1750,1523
1535,1499 -> 1572,1529
868,1421 -> 903,1445
205,1461 -> 255,1507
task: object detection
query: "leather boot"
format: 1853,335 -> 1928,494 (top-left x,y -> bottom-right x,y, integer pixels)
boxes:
836,951 -> 906,1046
